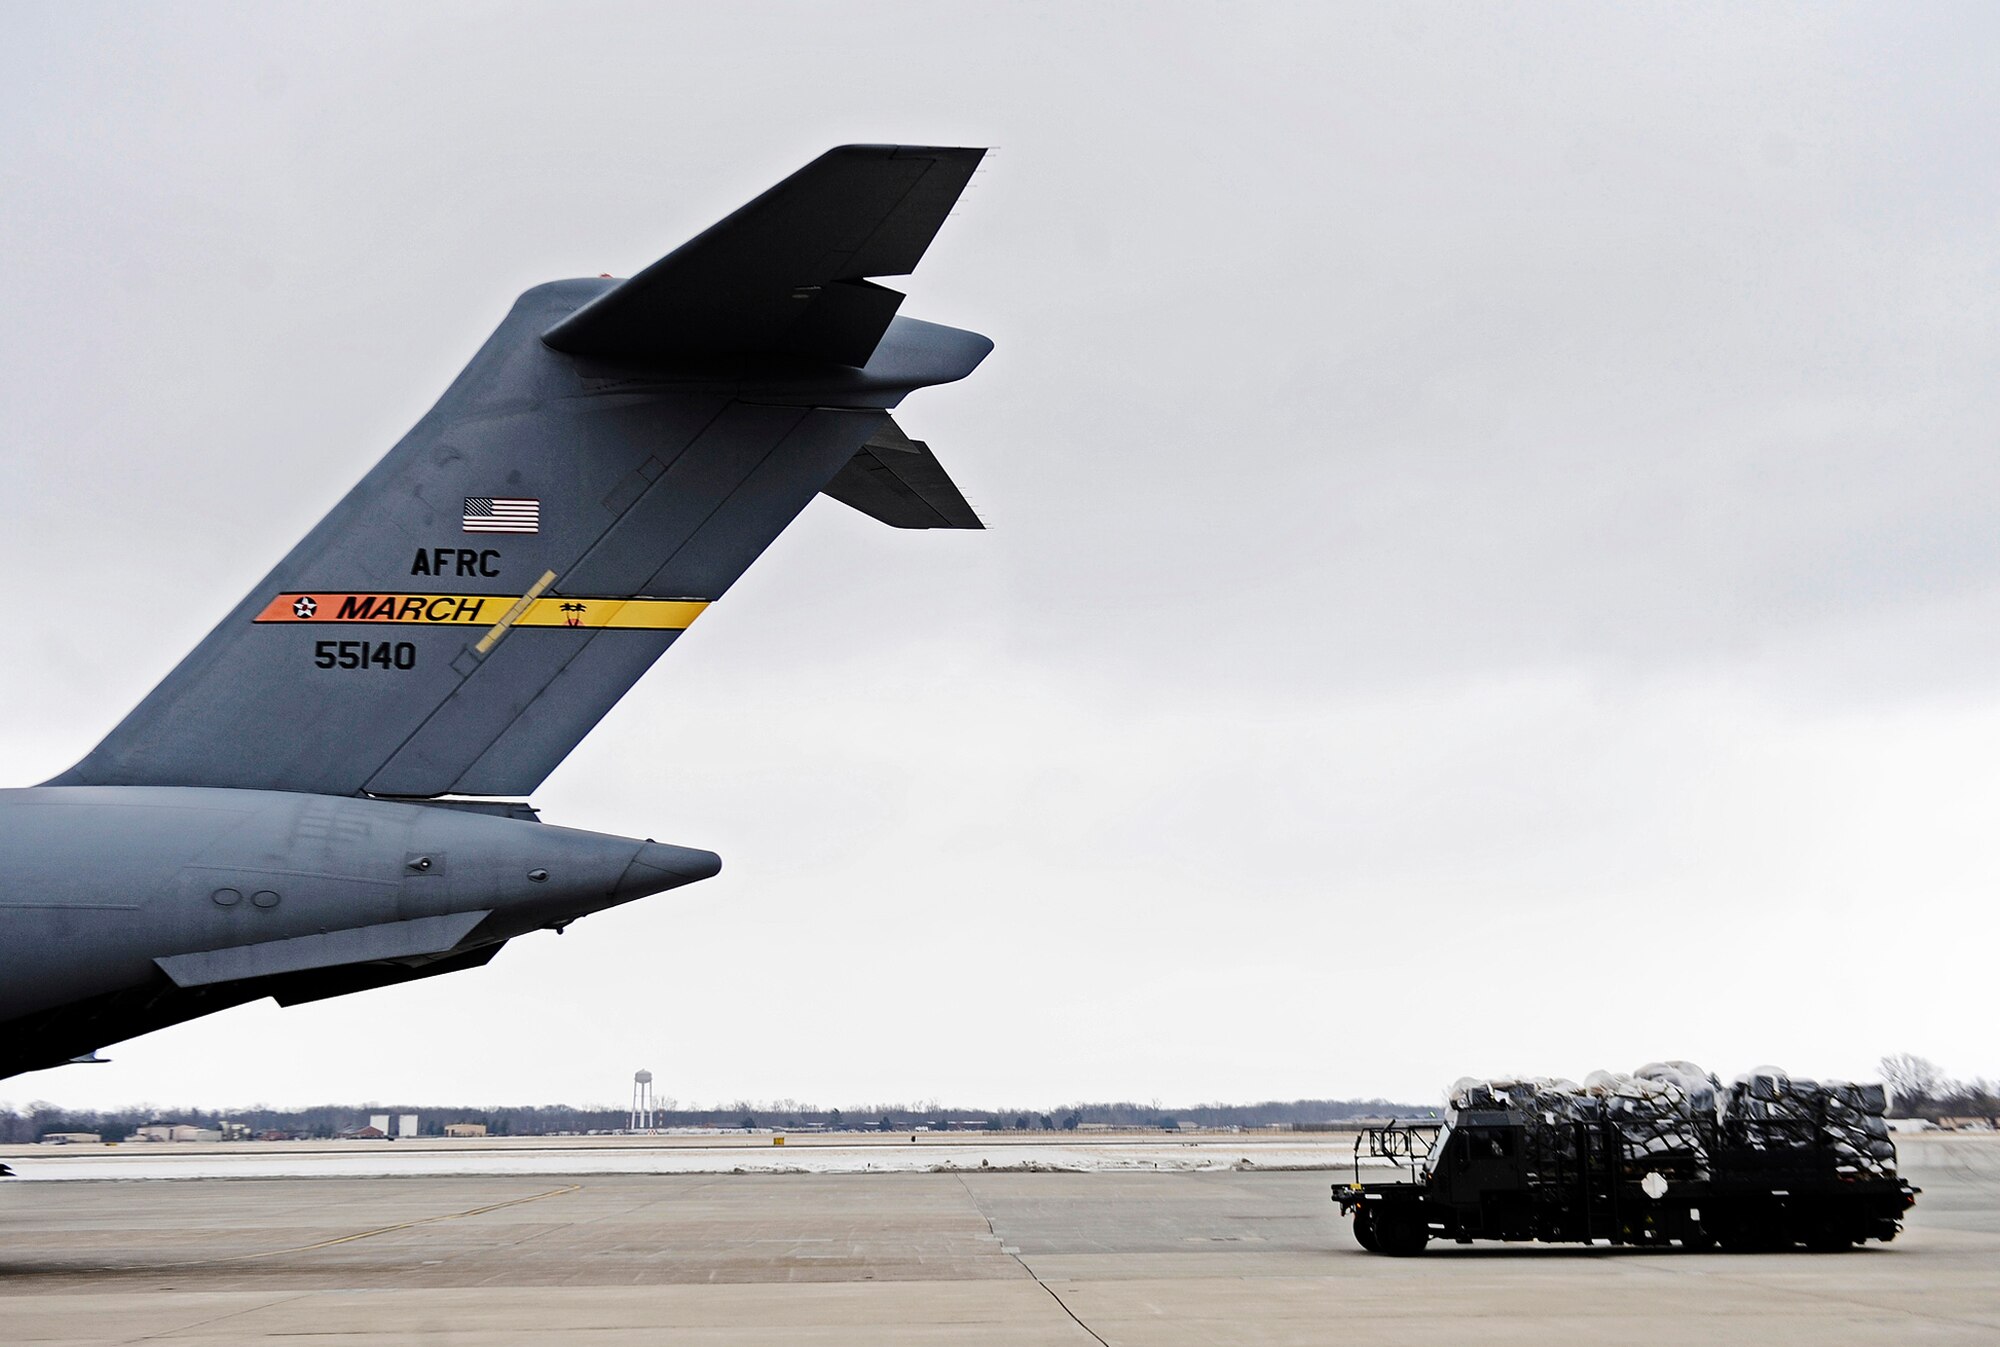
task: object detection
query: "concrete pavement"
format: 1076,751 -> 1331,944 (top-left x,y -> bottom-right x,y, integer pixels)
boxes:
0,1132 -> 1992,1344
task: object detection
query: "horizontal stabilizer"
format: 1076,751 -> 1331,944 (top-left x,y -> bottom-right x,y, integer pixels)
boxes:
820,420 -> 983,529
543,145 -> 984,367
154,910 -> 491,988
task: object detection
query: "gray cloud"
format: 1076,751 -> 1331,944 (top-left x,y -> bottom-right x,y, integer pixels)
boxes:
3,2 -> 1996,1109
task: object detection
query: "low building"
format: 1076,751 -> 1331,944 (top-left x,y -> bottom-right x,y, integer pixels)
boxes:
444,1123 -> 488,1138
40,1132 -> 101,1145
135,1123 -> 222,1143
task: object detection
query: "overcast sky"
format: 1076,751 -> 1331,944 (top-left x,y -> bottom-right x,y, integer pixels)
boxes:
3,2 -> 1996,1115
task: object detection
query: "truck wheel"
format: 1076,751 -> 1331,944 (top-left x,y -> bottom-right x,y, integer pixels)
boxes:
1373,1206 -> 1430,1257
1713,1220 -> 1760,1253
1803,1229 -> 1856,1253
1681,1226 -> 1717,1252
1755,1227 -> 1796,1253
1352,1207 -> 1381,1253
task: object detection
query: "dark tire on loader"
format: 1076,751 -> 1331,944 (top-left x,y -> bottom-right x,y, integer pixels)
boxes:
1352,1206 -> 1381,1253
1680,1225 -> 1718,1252
1373,1204 -> 1430,1257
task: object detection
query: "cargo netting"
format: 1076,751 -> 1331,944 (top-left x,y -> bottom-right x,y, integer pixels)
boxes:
1444,1062 -> 1895,1179
1721,1067 -> 1895,1178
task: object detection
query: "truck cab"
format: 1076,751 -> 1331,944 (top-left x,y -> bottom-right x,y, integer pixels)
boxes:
1429,1111 -> 1530,1207
1338,1111 -> 1706,1254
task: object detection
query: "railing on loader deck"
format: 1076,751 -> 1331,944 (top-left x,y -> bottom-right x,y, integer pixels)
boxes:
1352,1121 -> 1442,1187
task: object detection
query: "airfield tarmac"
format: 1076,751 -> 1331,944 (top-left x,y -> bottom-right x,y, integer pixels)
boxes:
2,1131 -> 1996,1345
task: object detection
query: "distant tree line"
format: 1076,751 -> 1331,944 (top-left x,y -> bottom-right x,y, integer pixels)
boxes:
9,1066 -> 1991,1144
1878,1054 -> 1999,1120
0,1096 -> 1429,1143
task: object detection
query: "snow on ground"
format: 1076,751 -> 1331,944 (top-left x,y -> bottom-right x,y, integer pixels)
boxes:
0,1133 -> 1407,1182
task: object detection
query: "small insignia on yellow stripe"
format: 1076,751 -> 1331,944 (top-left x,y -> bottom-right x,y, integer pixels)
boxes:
474,569 -> 558,656
256,593 -> 709,630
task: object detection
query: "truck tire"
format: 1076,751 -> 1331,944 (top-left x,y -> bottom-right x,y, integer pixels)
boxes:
1373,1205 -> 1430,1257
1722,1221 -> 1790,1253
1712,1217 -> 1762,1253
1352,1206 -> 1381,1252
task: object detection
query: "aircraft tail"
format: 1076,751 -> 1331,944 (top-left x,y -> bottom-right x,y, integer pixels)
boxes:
50,145 -> 990,799
822,419 -> 983,529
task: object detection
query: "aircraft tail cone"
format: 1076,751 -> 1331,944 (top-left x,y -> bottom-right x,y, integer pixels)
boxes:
616,840 -> 722,900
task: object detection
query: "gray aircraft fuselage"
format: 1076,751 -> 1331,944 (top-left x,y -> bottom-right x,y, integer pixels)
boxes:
0,788 -> 718,1078
0,145 -> 989,1082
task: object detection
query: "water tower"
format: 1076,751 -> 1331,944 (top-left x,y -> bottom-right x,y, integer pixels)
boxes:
631,1070 -> 657,1132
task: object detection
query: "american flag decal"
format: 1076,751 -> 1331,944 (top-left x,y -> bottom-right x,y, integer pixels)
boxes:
463,497 -> 540,534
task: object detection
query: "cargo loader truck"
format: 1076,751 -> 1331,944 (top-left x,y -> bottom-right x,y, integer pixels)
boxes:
1335,1064 -> 1918,1255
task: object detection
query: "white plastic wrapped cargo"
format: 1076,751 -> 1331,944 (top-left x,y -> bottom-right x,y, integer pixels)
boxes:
1829,1080 -> 1889,1115
1588,1071 -> 1704,1163
1635,1061 -> 1720,1114
1731,1066 -> 1808,1110
1722,1067 -> 1895,1179
1447,1077 -> 1585,1118
1822,1079 -> 1896,1169
1449,1062 -> 1897,1183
